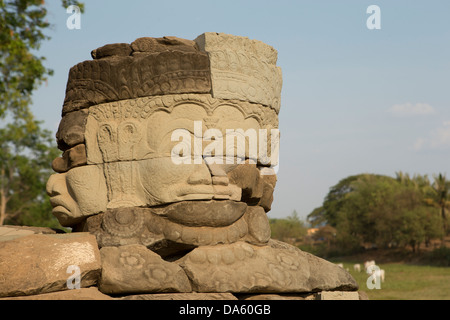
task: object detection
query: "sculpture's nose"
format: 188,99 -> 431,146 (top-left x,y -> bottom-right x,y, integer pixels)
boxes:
187,164 -> 212,185
187,157 -> 238,186
203,157 -> 229,186
203,156 -> 240,185
46,173 -> 66,197
202,157 -> 243,200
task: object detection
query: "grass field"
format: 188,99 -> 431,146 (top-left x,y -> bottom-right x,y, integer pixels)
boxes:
332,261 -> 450,300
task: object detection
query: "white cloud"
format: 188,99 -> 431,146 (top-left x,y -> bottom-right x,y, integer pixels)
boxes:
430,124 -> 450,149
413,138 -> 427,151
414,121 -> 450,151
388,103 -> 436,116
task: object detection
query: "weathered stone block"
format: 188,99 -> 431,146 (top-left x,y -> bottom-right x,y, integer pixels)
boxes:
51,143 -> 87,173
227,163 -> 264,202
176,240 -> 358,293
239,293 -> 310,300
91,43 -> 132,59
55,109 -> 88,151
195,32 -> 282,113
0,226 -> 61,242
120,292 -> 237,300
160,200 -> 247,227
256,173 -> 277,212
81,205 -> 250,255
62,51 -> 211,114
0,233 -> 101,298
84,94 -> 277,164
0,287 -> 113,300
315,291 -> 360,300
130,36 -> 198,54
99,244 -> 192,295
243,206 -> 271,245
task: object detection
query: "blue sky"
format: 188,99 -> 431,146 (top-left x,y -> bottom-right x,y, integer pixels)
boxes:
30,0 -> 450,220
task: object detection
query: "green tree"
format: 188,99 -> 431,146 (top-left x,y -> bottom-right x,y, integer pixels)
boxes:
0,0 -> 84,120
306,206 -> 326,228
396,171 -> 446,240
428,173 -> 450,235
0,0 -> 84,227
310,173 -> 443,253
396,171 -> 434,189
270,210 -> 307,243
311,225 -> 337,248
0,113 -> 60,226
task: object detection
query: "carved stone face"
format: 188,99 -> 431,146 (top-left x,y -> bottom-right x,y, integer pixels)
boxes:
47,33 -> 281,250
42,35 -> 360,298
46,165 -> 108,226
47,94 -> 278,228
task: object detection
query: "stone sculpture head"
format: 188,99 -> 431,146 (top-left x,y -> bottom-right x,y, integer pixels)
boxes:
46,33 -> 282,254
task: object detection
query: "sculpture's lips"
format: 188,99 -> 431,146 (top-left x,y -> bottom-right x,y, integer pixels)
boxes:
152,200 -> 248,227
177,193 -> 215,198
49,196 -> 70,212
49,195 -> 80,222
50,204 -> 72,221
175,185 -> 235,201
51,205 -> 70,215
175,185 -> 214,198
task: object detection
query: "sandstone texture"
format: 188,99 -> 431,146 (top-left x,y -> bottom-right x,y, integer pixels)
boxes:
176,240 -> 357,293
99,244 -> 192,294
0,287 -> 113,300
55,108 -> 88,151
0,232 -> 101,297
0,225 -> 61,241
62,50 -> 211,114
316,291 -> 360,300
0,229 -> 361,300
120,292 -> 237,300
195,33 -> 282,112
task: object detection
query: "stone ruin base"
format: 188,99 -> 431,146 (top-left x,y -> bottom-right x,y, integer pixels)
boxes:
2,288 -> 365,301
0,226 -> 366,300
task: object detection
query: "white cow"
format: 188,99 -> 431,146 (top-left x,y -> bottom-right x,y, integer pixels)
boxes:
375,269 -> 385,283
336,263 -> 344,268
364,260 -> 375,271
353,264 -> 361,272
366,265 -> 385,288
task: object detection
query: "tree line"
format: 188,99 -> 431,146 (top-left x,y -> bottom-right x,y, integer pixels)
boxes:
306,172 -> 448,253
1,0 -> 83,227
269,210 -> 307,244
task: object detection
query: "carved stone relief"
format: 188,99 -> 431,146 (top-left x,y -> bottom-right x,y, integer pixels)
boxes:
62,51 -> 211,115
41,34 -> 358,297
46,165 -> 107,226
195,32 -> 282,113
